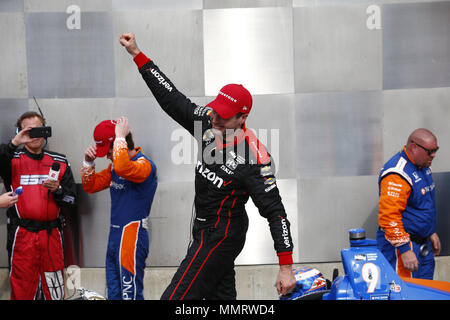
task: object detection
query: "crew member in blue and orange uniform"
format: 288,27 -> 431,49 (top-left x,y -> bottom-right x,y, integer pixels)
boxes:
377,128 -> 441,279
80,117 -> 157,300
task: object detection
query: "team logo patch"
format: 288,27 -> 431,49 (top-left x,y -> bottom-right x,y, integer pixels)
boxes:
202,129 -> 215,144
264,177 -> 276,185
226,158 -> 238,170
260,165 -> 273,177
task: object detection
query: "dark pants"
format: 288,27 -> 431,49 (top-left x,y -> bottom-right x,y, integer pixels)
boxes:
161,220 -> 247,300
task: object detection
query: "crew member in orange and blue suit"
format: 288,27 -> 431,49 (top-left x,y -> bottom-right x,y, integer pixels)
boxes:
377,128 -> 441,280
80,116 -> 158,299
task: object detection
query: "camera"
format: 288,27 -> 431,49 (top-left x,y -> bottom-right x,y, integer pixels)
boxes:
29,126 -> 52,138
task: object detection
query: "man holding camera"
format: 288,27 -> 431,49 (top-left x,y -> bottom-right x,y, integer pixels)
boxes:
0,111 -> 77,300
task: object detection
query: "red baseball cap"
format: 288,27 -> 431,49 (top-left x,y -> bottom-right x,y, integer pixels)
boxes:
93,120 -> 116,158
207,84 -> 252,119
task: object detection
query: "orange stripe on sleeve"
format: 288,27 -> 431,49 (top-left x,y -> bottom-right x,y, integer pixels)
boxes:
113,140 -> 152,184
80,164 -> 112,193
378,174 -> 411,247
120,221 -> 140,275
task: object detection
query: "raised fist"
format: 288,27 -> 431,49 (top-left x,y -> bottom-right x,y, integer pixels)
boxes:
119,33 -> 141,58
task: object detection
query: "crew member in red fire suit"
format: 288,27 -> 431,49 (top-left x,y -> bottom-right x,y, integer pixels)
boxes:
0,111 -> 77,300
120,33 -> 296,299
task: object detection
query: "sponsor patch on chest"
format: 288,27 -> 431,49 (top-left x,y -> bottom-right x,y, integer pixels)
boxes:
196,160 -> 224,188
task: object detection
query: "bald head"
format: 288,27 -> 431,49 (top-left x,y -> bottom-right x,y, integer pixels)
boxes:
407,128 -> 436,146
406,128 -> 438,167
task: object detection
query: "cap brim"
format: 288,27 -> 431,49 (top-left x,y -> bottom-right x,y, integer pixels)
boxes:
96,143 -> 111,158
207,100 -> 238,119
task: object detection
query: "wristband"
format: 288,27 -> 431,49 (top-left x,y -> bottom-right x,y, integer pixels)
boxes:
83,160 -> 95,167
397,242 -> 411,254
133,52 -> 151,69
277,252 -> 293,266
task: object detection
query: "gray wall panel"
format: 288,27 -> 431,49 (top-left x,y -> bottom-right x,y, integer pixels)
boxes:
26,12 -> 115,98
204,0 -> 293,9
294,0 -> 450,5
383,2 -> 450,90
0,13 -> 28,98
24,0 -> 112,12
293,5 -> 382,93
113,10 -> 204,97
0,99 -> 29,144
0,0 -> 23,12
112,0 -> 202,11
382,87 -> 450,173
203,7 -> 294,96
244,94 -> 296,179
298,175 -> 379,262
295,91 -> 383,178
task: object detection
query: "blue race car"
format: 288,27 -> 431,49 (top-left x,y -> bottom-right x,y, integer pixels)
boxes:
281,229 -> 450,300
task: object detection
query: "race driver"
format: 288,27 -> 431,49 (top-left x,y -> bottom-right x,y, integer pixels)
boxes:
120,33 -> 296,299
80,117 -> 158,300
377,128 -> 441,279
0,111 -> 77,300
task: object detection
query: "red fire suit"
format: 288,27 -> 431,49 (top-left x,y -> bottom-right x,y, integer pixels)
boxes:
0,141 -> 77,300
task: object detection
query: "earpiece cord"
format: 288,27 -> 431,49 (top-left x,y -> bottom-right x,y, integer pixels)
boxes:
33,96 -> 45,120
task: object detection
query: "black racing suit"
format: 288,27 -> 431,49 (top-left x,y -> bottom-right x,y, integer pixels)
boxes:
133,52 -> 294,300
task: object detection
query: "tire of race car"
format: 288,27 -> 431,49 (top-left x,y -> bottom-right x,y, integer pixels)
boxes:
296,290 -> 330,300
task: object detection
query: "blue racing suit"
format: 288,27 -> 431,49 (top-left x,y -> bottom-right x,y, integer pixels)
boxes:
81,139 -> 158,299
376,148 -> 436,279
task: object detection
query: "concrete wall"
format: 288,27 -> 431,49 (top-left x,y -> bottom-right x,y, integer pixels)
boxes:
0,1 -> 449,274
